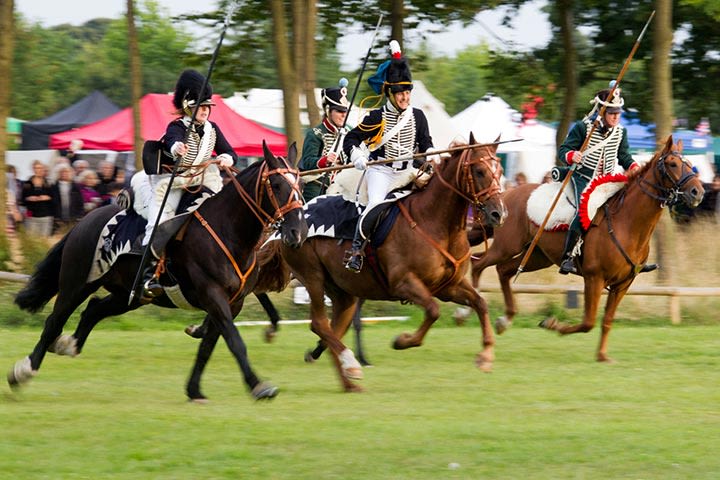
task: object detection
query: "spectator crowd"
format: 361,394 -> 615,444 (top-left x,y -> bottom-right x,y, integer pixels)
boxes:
6,155 -> 126,237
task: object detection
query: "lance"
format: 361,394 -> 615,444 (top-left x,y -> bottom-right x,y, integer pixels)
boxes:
128,1 -> 239,305
513,10 -> 656,283
300,138 -> 523,177
325,14 -> 384,162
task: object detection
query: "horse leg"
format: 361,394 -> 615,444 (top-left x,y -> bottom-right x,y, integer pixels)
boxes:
595,287 -> 630,363
305,298 -> 369,366
201,291 -> 277,400
540,277 -> 605,356
186,315 -> 220,402
353,299 -> 372,366
9,287 -> 94,388
495,252 -> 553,334
306,282 -> 362,392
438,278 -> 495,372
256,292 -> 281,343
56,294 -> 136,356
390,273 -> 440,350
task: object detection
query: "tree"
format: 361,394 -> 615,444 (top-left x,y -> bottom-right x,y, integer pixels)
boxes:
0,0 -> 14,238
127,0 -> 143,170
270,0 -> 301,151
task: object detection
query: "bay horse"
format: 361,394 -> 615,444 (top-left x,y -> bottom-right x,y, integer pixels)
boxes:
469,136 -> 704,362
261,134 -> 507,392
9,142 -> 307,401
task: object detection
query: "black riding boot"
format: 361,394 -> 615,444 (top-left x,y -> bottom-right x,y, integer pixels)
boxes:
559,229 -> 581,275
344,228 -> 365,273
142,260 -> 164,298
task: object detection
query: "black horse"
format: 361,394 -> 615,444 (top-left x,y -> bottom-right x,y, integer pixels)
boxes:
9,142 -> 308,401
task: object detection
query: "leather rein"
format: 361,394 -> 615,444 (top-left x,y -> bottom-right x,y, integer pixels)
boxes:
192,157 -> 303,303
399,147 -> 502,294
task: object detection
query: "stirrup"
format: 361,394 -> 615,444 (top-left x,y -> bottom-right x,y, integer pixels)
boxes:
558,256 -> 577,275
343,250 -> 363,273
142,277 -> 164,299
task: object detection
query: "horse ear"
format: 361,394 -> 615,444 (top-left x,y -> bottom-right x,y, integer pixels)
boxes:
287,142 -> 298,166
677,138 -> 683,152
493,134 -> 501,152
262,140 -> 272,162
664,135 -> 673,152
469,132 -> 476,145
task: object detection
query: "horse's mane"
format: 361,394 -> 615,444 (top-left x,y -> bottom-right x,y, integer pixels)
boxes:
625,154 -> 654,182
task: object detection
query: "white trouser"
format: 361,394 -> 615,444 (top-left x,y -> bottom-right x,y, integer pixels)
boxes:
140,165 -> 224,246
142,173 -> 184,246
365,165 -> 397,209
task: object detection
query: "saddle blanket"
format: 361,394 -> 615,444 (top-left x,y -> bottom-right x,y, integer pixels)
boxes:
87,187 -> 214,283
526,173 -> 627,232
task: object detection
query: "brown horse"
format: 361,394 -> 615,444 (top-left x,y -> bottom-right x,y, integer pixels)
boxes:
469,136 -> 705,362
261,134 -> 507,392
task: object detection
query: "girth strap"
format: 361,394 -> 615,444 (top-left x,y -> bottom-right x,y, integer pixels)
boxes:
193,210 -> 257,304
397,202 -> 471,295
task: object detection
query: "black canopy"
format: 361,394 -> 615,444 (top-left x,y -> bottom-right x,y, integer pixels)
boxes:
21,90 -> 121,150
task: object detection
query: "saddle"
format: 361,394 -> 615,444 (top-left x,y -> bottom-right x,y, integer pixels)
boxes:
87,186 -> 212,283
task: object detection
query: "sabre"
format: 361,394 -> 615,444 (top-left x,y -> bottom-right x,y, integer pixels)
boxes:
300,138 -> 523,177
512,10 -> 656,283
128,1 -> 239,305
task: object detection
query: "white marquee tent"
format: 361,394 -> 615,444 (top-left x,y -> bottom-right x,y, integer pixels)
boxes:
451,94 -> 557,183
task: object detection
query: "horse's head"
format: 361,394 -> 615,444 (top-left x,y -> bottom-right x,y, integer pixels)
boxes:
439,133 -> 507,227
259,141 -> 308,248
638,135 -> 705,209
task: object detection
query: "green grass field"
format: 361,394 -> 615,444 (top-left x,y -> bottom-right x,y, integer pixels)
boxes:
1,320 -> 719,479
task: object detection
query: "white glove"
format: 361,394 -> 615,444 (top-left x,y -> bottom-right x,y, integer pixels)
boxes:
567,150 -> 583,164
326,151 -> 339,165
217,154 -> 234,167
425,147 -> 443,165
351,147 -> 368,171
171,141 -> 187,157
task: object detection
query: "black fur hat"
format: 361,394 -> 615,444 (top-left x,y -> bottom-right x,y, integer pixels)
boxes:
384,40 -> 413,95
172,69 -> 215,112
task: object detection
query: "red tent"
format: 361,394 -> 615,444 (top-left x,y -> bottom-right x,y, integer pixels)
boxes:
49,93 -> 287,157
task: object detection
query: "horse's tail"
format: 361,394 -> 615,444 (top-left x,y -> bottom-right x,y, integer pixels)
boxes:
254,240 -> 291,293
15,234 -> 68,313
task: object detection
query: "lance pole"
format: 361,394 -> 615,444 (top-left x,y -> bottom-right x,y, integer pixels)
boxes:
326,13 -> 384,161
512,10 -> 656,283
128,2 -> 239,305
299,138 -> 523,177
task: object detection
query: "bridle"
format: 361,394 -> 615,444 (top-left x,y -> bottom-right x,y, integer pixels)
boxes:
225,157 -> 304,230
435,146 -> 503,219
638,150 -> 698,208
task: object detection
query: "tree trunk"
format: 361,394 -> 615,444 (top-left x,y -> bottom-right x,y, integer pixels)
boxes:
555,0 -> 577,156
303,0 -> 319,128
651,0 -> 674,284
0,0 -> 15,238
270,0 -> 300,158
127,0 -> 144,171
389,0 -> 404,46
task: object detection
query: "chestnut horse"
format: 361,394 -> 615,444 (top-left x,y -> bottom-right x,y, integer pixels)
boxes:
469,136 -> 704,362
261,135 -> 507,392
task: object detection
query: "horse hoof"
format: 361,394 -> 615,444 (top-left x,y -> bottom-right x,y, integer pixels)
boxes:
263,327 -> 277,343
7,357 -> 36,387
392,333 -> 414,350
475,353 -> 493,373
539,316 -> 558,330
343,367 -> 364,380
252,382 -> 279,400
304,350 -> 316,363
184,325 -> 204,339
344,383 -> 364,393
495,316 -> 511,335
189,397 -> 210,404
453,307 -> 471,326
48,335 -> 78,357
